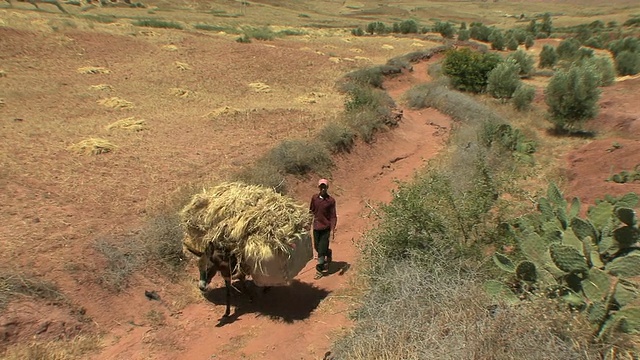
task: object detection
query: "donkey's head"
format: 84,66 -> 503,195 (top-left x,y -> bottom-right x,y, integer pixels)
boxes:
197,242 -> 220,291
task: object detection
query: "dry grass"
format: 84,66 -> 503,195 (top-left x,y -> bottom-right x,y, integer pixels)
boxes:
169,87 -> 190,97
174,61 -> 191,70
67,138 -> 117,155
248,82 -> 272,93
89,84 -> 113,91
97,97 -> 133,109
1,335 -> 102,360
105,117 -> 147,132
77,67 -> 110,75
0,272 -> 65,310
179,182 -> 311,265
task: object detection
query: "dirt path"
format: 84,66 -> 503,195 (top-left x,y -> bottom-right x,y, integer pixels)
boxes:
92,60 -> 452,360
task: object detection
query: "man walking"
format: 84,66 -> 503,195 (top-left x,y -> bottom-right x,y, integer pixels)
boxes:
310,178 -> 337,279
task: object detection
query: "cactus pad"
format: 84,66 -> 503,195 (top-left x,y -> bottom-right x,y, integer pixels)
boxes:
613,226 -> 640,248
569,197 -> 581,219
587,201 -> 614,232
606,253 -> 640,278
615,207 -> 637,227
582,268 -> 611,301
516,261 -> 537,282
538,197 -> 555,221
571,217 -> 599,242
587,301 -> 608,325
483,280 -> 519,304
590,250 -> 605,269
615,307 -> 640,334
615,280 -> 639,308
549,243 -> 589,274
517,232 -> 553,265
616,193 -> 639,208
562,230 -> 583,253
547,182 -> 566,209
493,253 -> 516,273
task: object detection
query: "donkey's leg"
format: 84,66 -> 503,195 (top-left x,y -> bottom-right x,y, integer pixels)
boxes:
223,279 -> 231,317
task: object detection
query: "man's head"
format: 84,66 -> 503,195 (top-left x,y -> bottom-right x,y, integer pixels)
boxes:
318,178 -> 329,195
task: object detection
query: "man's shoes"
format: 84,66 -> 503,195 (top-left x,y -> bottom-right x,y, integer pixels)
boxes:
314,271 -> 324,280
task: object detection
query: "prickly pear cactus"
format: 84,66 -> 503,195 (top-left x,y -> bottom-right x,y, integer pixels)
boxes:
606,252 -> 640,278
615,207 -> 637,227
614,280 -> 639,307
582,268 -> 611,302
483,280 -> 519,304
613,306 -> 640,334
613,226 -> 639,248
549,243 -> 589,274
571,217 -> 599,243
493,253 -> 515,273
516,260 -> 537,282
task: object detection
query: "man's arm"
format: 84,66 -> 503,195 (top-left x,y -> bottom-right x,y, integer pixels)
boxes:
329,199 -> 337,235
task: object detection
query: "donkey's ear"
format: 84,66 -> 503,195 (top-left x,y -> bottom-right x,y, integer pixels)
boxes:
185,246 -> 203,257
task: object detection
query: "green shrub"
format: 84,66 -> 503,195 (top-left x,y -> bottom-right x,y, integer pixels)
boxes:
80,14 -> 117,23
615,50 -> 640,76
232,161 -> 287,193
434,21 -> 456,38
398,19 -> 419,34
243,26 -> 276,40
512,84 -> 536,111
318,122 -> 356,153
458,29 -> 470,41
623,17 -> 640,27
366,21 -> 388,34
541,12 -> 553,36
557,38 -> 581,60
265,139 -> 333,176
524,35 -> 534,50
469,22 -> 492,42
489,29 -> 505,51
351,27 -> 364,36
590,56 -> 616,86
443,48 -> 502,93
236,34 -> 251,43
342,68 -> 384,88
584,36 -> 603,49
527,19 -> 538,35
506,36 -> 519,51
539,44 -> 558,68
345,109 -> 388,144
507,49 -> 535,78
545,64 -> 601,132
608,36 -> 639,57
132,19 -> 183,29
487,59 -> 522,101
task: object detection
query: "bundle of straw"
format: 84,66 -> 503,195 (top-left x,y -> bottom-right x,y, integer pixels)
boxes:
180,182 -> 312,269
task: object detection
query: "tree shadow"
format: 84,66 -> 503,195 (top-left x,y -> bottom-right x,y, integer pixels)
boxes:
202,279 -> 330,326
545,126 -> 596,139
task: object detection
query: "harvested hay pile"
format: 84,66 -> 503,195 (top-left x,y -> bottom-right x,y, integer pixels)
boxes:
68,138 -> 116,155
106,117 -> 147,131
180,182 -> 312,271
78,66 -> 111,74
98,97 -> 133,109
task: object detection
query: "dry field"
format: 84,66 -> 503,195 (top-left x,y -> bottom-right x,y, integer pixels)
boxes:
1,0 -> 639,359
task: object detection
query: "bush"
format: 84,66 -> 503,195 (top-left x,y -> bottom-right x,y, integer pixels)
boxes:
556,38 -> 581,60
0,272 -> 65,310
243,26 -> 276,40
351,27 -> 364,36
398,19 -> 419,34
608,36 -> 639,57
584,36 -> 603,49
366,21 -> 388,34
318,122 -> 356,153
469,22 -> 492,42
265,139 -> 333,176
489,29 -> 505,51
541,12 -> 553,36
615,50 -> 640,76
506,36 -> 519,51
512,84 -> 536,111
132,19 -> 183,29
140,212 -> 187,280
93,238 -> 142,292
458,29 -> 470,41
507,49 -> 535,78
232,161 -> 287,193
442,48 -> 502,93
487,60 -> 522,101
545,64 -> 601,132
589,56 -> 616,85
342,68 -> 384,88
524,35 -> 534,50
434,21 -> 456,39
539,44 -> 558,68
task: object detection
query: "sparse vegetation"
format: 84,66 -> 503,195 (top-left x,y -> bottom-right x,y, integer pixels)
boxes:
132,19 -> 183,30
318,122 -> 356,154
512,84 -> 536,112
0,272 -> 65,310
264,139 -> 333,176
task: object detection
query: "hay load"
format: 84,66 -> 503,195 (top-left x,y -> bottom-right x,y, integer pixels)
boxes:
180,182 -> 313,286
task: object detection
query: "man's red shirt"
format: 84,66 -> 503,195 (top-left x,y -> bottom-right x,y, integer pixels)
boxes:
309,194 -> 337,231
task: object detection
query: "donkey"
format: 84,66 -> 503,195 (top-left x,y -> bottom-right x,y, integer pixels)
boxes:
195,243 -> 249,318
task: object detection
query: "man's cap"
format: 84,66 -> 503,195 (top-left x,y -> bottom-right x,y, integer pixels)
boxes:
318,178 -> 329,186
